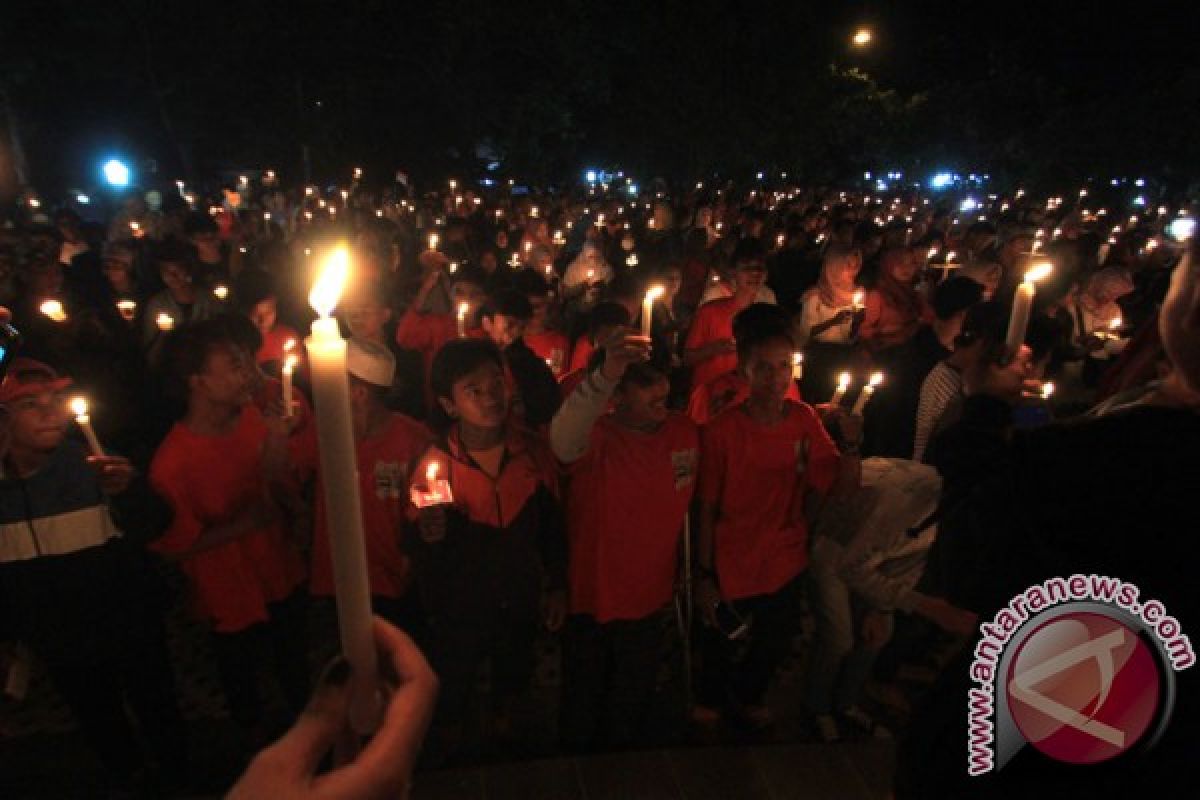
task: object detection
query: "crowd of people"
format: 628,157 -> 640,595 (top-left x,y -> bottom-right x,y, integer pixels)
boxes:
0,170 -> 1196,798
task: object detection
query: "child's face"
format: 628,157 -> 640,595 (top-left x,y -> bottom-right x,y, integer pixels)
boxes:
4,388 -> 68,453
192,344 -> 253,407
444,360 -> 508,429
483,313 -> 525,348
249,297 -> 278,335
741,338 -> 793,404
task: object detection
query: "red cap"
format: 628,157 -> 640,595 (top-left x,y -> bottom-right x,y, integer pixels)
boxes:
0,358 -> 73,404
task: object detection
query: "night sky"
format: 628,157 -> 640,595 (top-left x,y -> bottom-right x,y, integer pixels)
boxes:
1,1 -> 1197,195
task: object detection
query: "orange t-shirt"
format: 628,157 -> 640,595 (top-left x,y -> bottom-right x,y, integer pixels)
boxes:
687,369 -> 802,426
149,405 -> 306,633
524,329 -> 572,378
294,413 -> 431,599
565,412 -> 698,622
697,401 -> 840,600
684,297 -> 741,389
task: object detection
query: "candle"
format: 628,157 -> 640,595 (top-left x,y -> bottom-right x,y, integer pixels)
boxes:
830,372 -> 852,406
411,459 -> 454,507
792,353 -> 804,380
116,300 -> 137,322
281,353 -> 298,419
428,232 -> 439,251
304,245 -> 381,735
156,313 -> 175,332
40,300 -> 68,323
69,397 -> 105,457
213,285 -> 229,301
850,372 -> 884,415
626,253 -> 639,267
851,289 -> 865,312
1041,382 -> 1055,400
641,286 -> 664,337
457,302 -> 469,337
1005,262 -> 1053,359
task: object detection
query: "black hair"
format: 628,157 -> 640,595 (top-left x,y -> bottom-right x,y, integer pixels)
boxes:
618,360 -> 668,390
480,288 -> 533,322
152,238 -> 193,267
587,302 -> 632,342
215,311 -> 264,356
233,268 -> 277,312
606,272 -> 642,302
511,268 -> 551,297
183,211 -> 218,236
163,318 -> 238,403
731,237 -> 767,266
931,276 -> 984,321
954,300 -> 1007,350
734,303 -> 795,364
1026,312 -> 1066,364
428,338 -> 505,432
449,265 -> 487,289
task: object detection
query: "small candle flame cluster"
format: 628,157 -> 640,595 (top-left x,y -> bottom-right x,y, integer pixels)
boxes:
828,371 -> 885,415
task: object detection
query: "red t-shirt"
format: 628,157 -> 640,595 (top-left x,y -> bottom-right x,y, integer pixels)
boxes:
149,405 -> 306,633
687,369 -> 802,426
524,329 -> 572,378
565,412 -> 698,622
567,335 -> 595,375
395,309 -> 485,401
684,297 -> 741,389
257,324 -> 301,366
294,413 -> 431,599
697,401 -> 840,600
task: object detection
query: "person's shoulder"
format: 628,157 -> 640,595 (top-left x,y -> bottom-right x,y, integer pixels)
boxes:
386,412 -> 432,442
704,403 -> 744,436
663,410 -> 701,441
150,423 -> 192,475
784,399 -> 822,427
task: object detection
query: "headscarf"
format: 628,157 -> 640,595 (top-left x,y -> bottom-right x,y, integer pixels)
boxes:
875,248 -> 923,319
1079,267 -> 1134,315
816,246 -> 860,308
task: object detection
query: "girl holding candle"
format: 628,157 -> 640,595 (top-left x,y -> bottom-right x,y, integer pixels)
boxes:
692,321 -> 862,730
406,338 -> 566,761
795,245 -> 864,346
550,328 -> 698,750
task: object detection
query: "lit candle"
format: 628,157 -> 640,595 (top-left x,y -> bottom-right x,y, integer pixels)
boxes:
156,313 -> 175,332
1005,262 -> 1052,359
411,459 -> 454,507
641,286 -> 664,338
792,352 -> 804,380
40,300 -> 68,323
1041,381 -> 1055,400
428,232 -> 439,251
69,396 -> 105,457
304,245 -> 381,734
457,302 -> 469,338
116,300 -> 137,322
281,352 -> 298,419
213,285 -> 229,301
850,372 -> 884,415
851,289 -> 865,312
830,372 -> 852,406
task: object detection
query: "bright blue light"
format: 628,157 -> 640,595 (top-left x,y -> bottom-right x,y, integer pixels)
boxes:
627,183 -> 638,196
863,171 -> 872,180
479,178 -> 496,187
875,180 -> 888,192
960,197 -> 979,212
585,169 -> 598,183
76,193 -> 90,204
930,172 -> 954,190
102,158 -> 131,187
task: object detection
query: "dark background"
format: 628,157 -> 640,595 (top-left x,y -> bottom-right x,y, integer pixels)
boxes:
1,0 -> 1197,196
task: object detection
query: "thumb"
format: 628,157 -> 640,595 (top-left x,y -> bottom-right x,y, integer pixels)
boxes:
261,656 -> 353,775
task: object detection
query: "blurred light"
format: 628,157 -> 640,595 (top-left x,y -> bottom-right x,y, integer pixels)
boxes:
852,28 -> 872,46
1135,178 -> 1146,187
102,158 -> 131,188
1133,195 -> 1147,207
1167,217 -> 1195,242
930,172 -> 954,190
585,169 -> 598,183
76,193 -> 90,204
627,183 -> 638,195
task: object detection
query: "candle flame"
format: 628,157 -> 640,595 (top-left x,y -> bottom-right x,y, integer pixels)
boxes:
792,353 -> 804,366
283,354 -> 299,373
837,371 -> 852,389
156,313 -> 174,331
645,285 -> 665,302
428,233 -> 439,250
1041,382 -> 1055,399
852,289 -> 864,306
868,371 -> 884,388
309,246 -> 350,318
426,462 -> 439,483
284,338 -> 297,352
69,396 -> 88,417
40,300 -> 67,321
213,285 -> 229,300
1024,262 -> 1053,283
457,302 -> 469,318
1109,316 -> 1122,331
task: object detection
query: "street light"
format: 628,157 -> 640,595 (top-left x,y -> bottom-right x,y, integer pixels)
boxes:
102,158 -> 131,188
852,27 -> 872,47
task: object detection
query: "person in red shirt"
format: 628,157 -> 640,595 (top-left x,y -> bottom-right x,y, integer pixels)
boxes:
516,270 -> 572,377
406,338 -> 567,760
149,320 -> 308,745
550,329 -> 699,750
687,303 -> 803,425
693,315 -> 862,729
558,302 -> 632,400
684,239 -> 771,390
395,264 -> 486,402
235,268 -> 301,373
292,338 -> 431,635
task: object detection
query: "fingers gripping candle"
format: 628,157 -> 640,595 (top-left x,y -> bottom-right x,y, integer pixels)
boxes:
305,245 -> 381,734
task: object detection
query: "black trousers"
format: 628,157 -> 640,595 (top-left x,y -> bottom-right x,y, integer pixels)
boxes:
210,590 -> 310,729
34,597 -> 186,781
559,611 -> 665,751
696,575 -> 804,709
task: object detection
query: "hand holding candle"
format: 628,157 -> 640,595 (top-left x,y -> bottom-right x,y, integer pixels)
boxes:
641,285 -> 664,338
410,459 -> 455,508
304,245 -> 381,735
69,396 -> 105,457
850,371 -> 884,415
1004,262 -> 1052,361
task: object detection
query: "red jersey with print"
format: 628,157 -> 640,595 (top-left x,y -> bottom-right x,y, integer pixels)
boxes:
524,329 -> 572,377
687,369 -> 802,426
697,400 -> 840,600
565,412 -> 699,622
684,297 -> 741,389
149,405 -> 306,633
294,413 -> 431,599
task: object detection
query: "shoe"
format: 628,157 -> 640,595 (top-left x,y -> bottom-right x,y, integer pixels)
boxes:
840,705 -> 892,739
813,713 -> 840,743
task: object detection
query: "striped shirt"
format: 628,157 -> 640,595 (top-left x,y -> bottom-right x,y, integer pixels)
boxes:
913,362 -> 963,463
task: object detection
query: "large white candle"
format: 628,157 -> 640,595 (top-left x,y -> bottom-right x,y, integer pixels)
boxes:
830,372 -> 852,406
1005,262 -> 1052,359
304,246 -> 380,735
850,371 -> 884,415
69,397 -> 105,457
641,286 -> 664,338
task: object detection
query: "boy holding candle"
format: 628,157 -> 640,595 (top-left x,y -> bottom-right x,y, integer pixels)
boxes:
149,321 -> 309,749
684,240 -> 771,391
395,264 -> 487,401
478,289 -> 562,429
0,358 -> 187,791
550,329 -> 699,750
693,320 -> 862,729
406,338 -> 567,759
